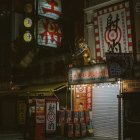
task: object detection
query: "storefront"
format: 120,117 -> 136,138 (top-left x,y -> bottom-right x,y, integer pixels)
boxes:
68,63 -> 121,139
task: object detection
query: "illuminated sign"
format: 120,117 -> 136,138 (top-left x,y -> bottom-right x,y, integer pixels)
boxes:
23,31 -> 32,42
24,17 -> 32,28
122,80 -> 140,93
37,18 -> 62,47
74,84 -> 92,111
38,0 -> 62,20
68,64 -> 109,84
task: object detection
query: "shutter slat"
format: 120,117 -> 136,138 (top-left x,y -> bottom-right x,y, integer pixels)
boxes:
92,83 -> 119,139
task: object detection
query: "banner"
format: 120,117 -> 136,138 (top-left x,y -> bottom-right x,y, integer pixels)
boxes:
94,1 -> 133,61
74,84 -> 92,111
36,99 -> 45,124
46,100 -> 57,133
106,53 -> 133,78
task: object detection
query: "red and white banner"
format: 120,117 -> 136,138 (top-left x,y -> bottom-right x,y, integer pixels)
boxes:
94,1 -> 133,61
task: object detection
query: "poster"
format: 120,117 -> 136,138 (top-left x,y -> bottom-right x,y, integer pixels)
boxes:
94,1 -> 133,61
74,84 -> 92,111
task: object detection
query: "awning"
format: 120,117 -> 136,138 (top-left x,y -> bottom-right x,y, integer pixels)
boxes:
19,82 -> 68,96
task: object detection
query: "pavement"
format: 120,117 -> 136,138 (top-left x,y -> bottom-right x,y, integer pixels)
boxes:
0,132 -> 118,140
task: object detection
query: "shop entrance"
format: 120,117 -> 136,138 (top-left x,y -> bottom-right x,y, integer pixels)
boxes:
92,82 -> 119,139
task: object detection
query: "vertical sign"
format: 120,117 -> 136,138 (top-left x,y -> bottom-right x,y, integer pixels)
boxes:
86,84 -> 92,111
17,100 -> 26,125
74,85 -> 87,111
74,84 -> 92,111
36,99 -> 45,124
94,1 -> 133,61
46,100 -> 57,132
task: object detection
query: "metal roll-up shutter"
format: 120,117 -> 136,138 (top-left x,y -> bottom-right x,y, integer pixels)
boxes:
92,83 -> 119,139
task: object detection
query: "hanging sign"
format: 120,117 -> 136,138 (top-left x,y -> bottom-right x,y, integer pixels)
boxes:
38,0 -> 62,20
37,18 -> 62,48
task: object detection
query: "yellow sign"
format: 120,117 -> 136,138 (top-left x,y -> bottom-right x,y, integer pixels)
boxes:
24,18 -> 32,28
23,31 -> 32,42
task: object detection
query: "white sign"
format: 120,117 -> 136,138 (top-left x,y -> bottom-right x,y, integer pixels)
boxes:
46,102 -> 56,132
94,1 -> 133,60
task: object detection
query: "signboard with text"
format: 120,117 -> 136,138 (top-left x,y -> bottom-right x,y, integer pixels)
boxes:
46,99 -> 57,133
74,84 -> 92,111
93,1 -> 133,61
68,64 -> 108,85
36,99 -> 45,124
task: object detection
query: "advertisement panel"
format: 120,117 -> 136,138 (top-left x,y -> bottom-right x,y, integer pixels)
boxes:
73,84 -> 92,111
37,18 -> 62,48
38,0 -> 62,20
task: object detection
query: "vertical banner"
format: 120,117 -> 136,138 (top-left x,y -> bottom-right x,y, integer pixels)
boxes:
86,84 -> 92,111
74,85 -> 87,111
46,99 -> 57,133
74,84 -> 92,111
93,1 -> 133,61
36,99 -> 45,124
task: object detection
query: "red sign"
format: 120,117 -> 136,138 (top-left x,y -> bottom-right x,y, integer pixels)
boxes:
74,84 -> 92,111
36,99 -> 45,124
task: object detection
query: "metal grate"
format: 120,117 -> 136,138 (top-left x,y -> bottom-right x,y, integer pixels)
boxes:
92,83 -> 119,139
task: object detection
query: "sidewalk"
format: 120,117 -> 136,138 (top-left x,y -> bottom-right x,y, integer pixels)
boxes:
47,136 -> 117,140
0,132 -> 118,140
0,132 -> 24,140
